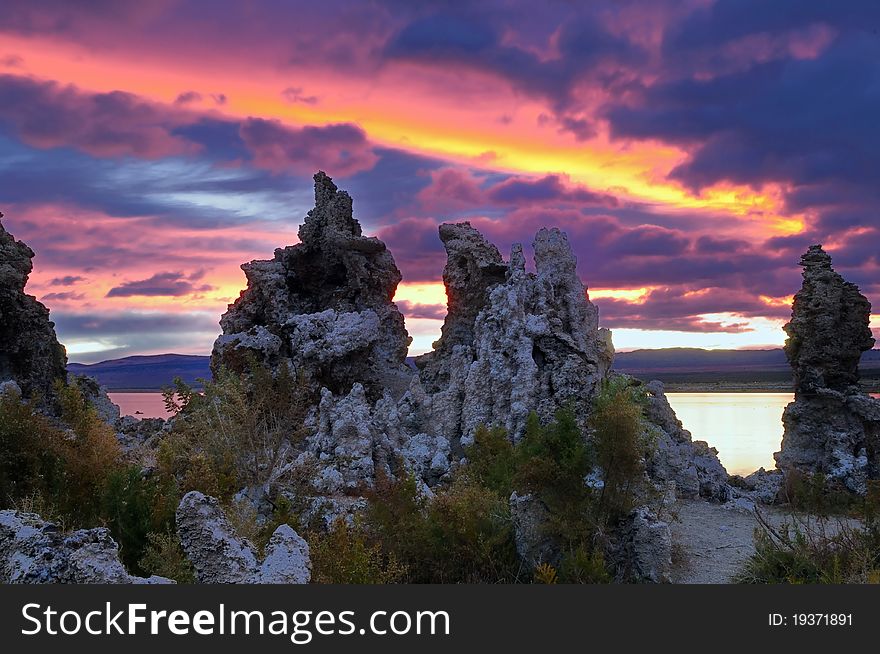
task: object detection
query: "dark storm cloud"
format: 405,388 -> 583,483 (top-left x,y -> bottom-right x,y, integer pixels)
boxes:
384,7 -> 648,113
49,275 -> 85,286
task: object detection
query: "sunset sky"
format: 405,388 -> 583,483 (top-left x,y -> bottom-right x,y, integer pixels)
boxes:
1,1 -> 878,363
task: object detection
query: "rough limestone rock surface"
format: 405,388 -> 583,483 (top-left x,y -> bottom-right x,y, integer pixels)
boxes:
418,223 -> 614,445
72,374 -> 121,424
509,491 -> 557,567
775,246 -> 880,494
0,216 -> 68,407
0,510 -> 171,584
733,467 -> 784,504
176,491 -> 310,584
643,379 -> 731,501
613,507 -> 672,583
415,223 -> 507,392
212,172 -> 412,402
256,524 -> 311,584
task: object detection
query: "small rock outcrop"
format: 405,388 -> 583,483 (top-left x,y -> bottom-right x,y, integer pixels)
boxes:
212,172 -> 412,402
0,215 -> 68,408
644,380 -> 731,501
775,246 -> 880,494
612,507 -> 672,583
731,467 -> 784,504
176,491 -> 310,584
72,374 -> 121,424
0,510 -> 171,584
509,491 -> 556,567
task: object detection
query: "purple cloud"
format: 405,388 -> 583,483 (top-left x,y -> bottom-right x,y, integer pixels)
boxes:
239,118 -> 378,177
106,271 -> 214,297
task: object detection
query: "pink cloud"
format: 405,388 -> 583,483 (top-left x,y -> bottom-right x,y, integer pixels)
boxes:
416,168 -> 485,211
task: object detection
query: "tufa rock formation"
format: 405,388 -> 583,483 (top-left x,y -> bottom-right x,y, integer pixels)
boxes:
0,214 -> 68,407
612,506 -> 673,584
0,510 -> 171,584
212,172 -> 412,402
213,173 -> 728,525
509,491 -> 556,567
417,224 -> 614,445
643,380 -> 730,501
176,491 -> 310,584
775,245 -> 880,494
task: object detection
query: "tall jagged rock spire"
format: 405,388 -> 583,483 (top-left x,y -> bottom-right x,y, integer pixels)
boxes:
415,222 -> 507,391
784,244 -> 874,394
416,221 -> 613,443
0,213 -> 68,405
298,171 -> 361,245
775,245 -> 880,494
212,172 -> 412,401
213,177 -> 729,509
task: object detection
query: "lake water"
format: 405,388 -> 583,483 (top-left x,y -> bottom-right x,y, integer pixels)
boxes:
666,392 -> 790,476
109,392 -> 171,420
109,390 -> 792,476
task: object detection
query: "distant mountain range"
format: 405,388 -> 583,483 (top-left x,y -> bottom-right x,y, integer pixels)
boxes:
68,354 -> 211,391
68,349 -> 880,391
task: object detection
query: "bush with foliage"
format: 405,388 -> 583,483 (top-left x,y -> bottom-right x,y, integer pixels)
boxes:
735,480 -> 880,584
99,465 -> 179,573
158,360 -> 314,504
0,381 -> 179,574
138,531 -> 196,583
0,389 -> 65,506
363,472 -> 522,583
588,377 -> 656,526
309,518 -> 407,584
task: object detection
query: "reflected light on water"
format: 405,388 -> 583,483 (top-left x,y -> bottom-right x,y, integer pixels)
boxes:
666,393 -> 791,476
109,392 -> 172,419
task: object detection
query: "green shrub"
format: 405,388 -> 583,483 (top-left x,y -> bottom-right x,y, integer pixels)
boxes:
781,470 -> 860,517
589,378 -> 655,525
419,478 -> 521,583
159,360 -> 313,503
53,381 -> 123,526
309,518 -> 406,584
1,382 -> 183,573
139,532 -> 196,583
735,485 -> 880,584
515,409 -> 593,509
558,545 -> 612,584
99,466 -> 179,573
360,471 -> 521,583
0,390 -> 65,506
464,424 -> 516,496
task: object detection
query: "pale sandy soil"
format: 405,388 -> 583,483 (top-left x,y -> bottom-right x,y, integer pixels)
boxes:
670,499 -> 790,584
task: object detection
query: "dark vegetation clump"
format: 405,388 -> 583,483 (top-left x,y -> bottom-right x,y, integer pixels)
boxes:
0,381 -> 176,575
0,358 -> 315,580
158,359 -> 315,505
735,477 -> 880,584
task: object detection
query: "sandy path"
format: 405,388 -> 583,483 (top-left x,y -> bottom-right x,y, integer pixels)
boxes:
670,499 -> 788,584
